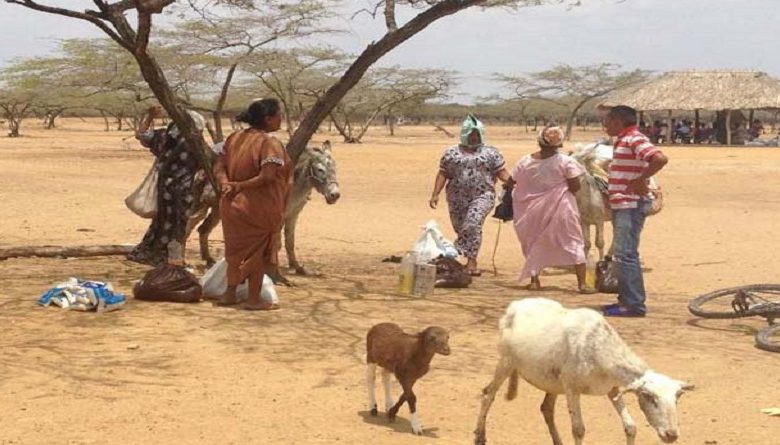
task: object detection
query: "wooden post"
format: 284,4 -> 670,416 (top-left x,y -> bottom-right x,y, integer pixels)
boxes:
725,109 -> 732,145
666,109 -> 673,144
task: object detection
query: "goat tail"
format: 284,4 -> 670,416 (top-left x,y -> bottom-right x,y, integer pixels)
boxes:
505,369 -> 519,401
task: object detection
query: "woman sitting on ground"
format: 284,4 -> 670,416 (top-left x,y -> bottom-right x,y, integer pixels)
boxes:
507,126 -> 592,293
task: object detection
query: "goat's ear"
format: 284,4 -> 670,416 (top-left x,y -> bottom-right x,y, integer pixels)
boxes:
322,140 -> 332,152
620,380 -> 644,395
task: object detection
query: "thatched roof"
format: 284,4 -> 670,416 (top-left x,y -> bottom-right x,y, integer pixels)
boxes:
599,71 -> 780,111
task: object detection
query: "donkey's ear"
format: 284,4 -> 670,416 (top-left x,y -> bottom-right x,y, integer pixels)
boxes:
322,140 -> 332,152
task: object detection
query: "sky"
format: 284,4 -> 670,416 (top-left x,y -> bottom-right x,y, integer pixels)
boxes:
1,0 -> 778,103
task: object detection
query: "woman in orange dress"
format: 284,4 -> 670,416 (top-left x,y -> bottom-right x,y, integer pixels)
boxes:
214,98 -> 292,310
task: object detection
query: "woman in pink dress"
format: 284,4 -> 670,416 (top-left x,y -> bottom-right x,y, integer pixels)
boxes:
507,126 -> 591,292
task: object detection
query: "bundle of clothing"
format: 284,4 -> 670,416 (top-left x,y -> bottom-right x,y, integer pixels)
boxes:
38,278 -> 126,312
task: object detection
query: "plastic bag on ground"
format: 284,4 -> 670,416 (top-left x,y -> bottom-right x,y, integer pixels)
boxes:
38,278 -> 126,312
125,161 -> 159,218
133,264 -> 202,303
596,256 -> 618,294
199,258 -> 279,305
411,220 -> 458,261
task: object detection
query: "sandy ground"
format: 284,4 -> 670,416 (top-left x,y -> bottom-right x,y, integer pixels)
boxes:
0,119 -> 778,445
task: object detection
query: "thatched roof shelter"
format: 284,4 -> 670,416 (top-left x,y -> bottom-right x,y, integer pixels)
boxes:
600,71 -> 780,144
600,70 -> 780,111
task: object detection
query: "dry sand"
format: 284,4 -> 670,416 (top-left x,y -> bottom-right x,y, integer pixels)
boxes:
0,120 -> 778,444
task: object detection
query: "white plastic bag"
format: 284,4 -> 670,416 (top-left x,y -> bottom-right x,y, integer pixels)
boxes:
411,220 -> 458,261
125,161 -> 159,218
199,258 -> 278,304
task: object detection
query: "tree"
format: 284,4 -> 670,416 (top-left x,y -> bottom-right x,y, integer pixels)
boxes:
244,47 -> 345,137
161,0 -> 334,141
497,63 -> 649,140
282,0 -> 581,160
328,68 -> 454,142
7,38 -> 155,132
5,0 -> 218,186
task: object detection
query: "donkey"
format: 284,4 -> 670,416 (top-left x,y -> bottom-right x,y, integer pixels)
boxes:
184,141 -> 340,278
570,141 -> 663,260
571,143 -> 612,260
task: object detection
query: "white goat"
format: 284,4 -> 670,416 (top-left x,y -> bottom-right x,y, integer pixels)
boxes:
474,298 -> 693,445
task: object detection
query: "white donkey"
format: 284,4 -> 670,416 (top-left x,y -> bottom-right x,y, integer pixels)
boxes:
570,141 -> 663,260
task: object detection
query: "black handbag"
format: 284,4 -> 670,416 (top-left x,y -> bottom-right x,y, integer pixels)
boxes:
492,189 -> 513,222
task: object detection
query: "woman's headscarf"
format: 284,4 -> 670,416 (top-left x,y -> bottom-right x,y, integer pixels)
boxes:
460,114 -> 485,148
167,110 -> 207,139
538,125 -> 564,149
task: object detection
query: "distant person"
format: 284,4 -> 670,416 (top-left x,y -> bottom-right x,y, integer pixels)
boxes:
215,98 -> 292,310
128,105 -> 206,266
429,114 -> 510,276
602,106 -> 669,317
505,126 -> 592,292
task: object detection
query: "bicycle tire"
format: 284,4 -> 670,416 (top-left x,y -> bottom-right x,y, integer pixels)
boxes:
688,284 -> 780,319
755,324 -> 780,353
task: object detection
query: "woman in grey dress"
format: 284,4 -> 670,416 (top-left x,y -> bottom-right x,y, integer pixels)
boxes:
429,115 -> 510,276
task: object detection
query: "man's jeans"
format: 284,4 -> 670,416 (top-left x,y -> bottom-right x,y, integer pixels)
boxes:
612,199 -> 651,314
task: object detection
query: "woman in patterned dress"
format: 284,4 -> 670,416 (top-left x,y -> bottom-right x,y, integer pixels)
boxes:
127,106 -> 206,266
429,115 -> 510,276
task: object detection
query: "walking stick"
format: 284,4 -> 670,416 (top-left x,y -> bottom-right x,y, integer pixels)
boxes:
491,221 -> 502,276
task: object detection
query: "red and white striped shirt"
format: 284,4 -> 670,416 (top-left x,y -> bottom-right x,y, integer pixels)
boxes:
608,126 -> 662,210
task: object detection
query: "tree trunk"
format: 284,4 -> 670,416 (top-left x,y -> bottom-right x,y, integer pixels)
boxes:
285,0 -> 487,161
666,110 -> 673,144
212,63 -> 238,143
8,118 -> 21,137
564,98 -> 590,141
100,110 -> 110,132
694,109 -> 700,137
726,109 -> 732,145
0,244 -> 133,261
131,50 -> 218,190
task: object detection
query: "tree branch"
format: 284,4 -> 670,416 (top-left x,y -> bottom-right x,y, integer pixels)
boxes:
6,0 -> 125,46
384,0 -> 398,31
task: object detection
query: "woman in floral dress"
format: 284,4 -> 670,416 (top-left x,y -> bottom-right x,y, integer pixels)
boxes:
429,115 -> 510,276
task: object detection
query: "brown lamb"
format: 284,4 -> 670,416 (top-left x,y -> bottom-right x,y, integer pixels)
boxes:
365,322 -> 450,435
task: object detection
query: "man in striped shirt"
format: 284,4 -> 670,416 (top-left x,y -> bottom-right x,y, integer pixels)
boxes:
602,106 -> 669,317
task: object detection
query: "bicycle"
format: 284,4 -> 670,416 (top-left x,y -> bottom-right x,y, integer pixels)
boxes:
688,284 -> 780,353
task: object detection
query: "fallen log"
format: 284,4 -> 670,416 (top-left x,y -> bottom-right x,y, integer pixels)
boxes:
0,245 -> 134,261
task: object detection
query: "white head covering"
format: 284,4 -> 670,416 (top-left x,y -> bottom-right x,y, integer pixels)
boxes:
167,110 -> 206,139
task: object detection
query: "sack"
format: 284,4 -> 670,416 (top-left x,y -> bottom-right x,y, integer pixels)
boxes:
430,256 -> 472,288
596,255 -> 618,294
492,189 -> 513,222
199,258 -> 279,304
412,220 -> 458,261
125,161 -> 159,218
133,264 -> 202,303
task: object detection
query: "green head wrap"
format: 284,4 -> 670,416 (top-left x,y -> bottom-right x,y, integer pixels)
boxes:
460,114 -> 485,148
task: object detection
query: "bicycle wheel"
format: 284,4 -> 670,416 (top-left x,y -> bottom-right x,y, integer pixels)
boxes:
688,284 -> 780,319
756,324 -> 780,353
